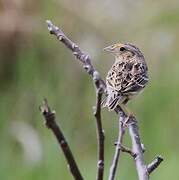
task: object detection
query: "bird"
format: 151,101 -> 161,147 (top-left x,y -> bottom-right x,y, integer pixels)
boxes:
102,42 -> 149,115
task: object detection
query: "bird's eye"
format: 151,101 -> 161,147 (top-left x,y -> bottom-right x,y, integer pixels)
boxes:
120,47 -> 126,51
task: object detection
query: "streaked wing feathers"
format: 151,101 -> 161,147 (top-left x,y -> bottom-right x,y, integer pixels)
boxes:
106,60 -> 148,97
122,74 -> 148,94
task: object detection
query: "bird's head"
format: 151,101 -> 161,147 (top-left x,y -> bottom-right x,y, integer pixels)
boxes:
103,42 -> 143,60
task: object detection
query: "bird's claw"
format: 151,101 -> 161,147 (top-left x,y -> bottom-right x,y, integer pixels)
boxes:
124,114 -> 134,127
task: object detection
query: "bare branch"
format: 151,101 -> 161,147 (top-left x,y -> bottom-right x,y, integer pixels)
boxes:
46,20 -> 105,180
39,99 -> 84,180
46,20 -> 106,90
128,117 -> 149,180
147,156 -> 163,174
108,107 -> 126,180
114,143 -> 136,158
94,87 -> 105,180
110,111 -> 163,180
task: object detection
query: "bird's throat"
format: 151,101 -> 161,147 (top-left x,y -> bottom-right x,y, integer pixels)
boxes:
115,55 -> 124,63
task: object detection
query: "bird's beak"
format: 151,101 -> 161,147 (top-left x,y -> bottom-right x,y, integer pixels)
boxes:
103,43 -> 124,53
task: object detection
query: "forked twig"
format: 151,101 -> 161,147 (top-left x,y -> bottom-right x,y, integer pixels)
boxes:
114,143 -> 136,158
39,99 -> 83,180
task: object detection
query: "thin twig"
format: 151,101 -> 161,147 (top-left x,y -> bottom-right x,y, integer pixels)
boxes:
39,99 -> 83,180
94,87 -> 105,180
147,156 -> 163,174
46,20 -> 105,180
108,107 -> 126,180
46,20 -> 106,89
114,143 -> 136,158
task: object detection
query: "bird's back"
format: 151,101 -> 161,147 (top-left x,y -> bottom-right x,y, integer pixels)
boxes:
107,57 -> 148,92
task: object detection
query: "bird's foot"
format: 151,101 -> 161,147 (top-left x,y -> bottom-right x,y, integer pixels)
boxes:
123,114 -> 135,127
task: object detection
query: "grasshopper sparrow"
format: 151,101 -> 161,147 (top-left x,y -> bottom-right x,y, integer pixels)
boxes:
102,43 -> 149,113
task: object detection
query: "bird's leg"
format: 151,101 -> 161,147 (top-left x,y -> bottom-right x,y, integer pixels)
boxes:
119,103 -> 134,127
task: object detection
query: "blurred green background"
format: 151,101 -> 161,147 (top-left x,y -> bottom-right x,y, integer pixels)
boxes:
0,0 -> 179,179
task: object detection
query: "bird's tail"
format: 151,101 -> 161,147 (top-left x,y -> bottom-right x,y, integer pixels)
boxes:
102,92 -> 123,111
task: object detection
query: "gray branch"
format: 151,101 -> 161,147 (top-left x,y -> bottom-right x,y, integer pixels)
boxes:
46,20 -> 106,90
94,87 -> 105,180
114,143 -> 137,158
39,99 -> 84,180
108,107 -> 126,180
128,117 -> 149,180
46,20 -> 105,180
147,156 -> 163,174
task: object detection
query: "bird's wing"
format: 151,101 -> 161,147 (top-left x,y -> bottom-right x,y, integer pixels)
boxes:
105,61 -> 148,110
104,61 -> 127,110
106,61 -> 125,91
102,86 -> 125,110
121,62 -> 149,94
122,73 -> 148,94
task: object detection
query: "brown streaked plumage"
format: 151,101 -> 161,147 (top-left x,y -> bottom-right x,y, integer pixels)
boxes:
102,42 -> 148,111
